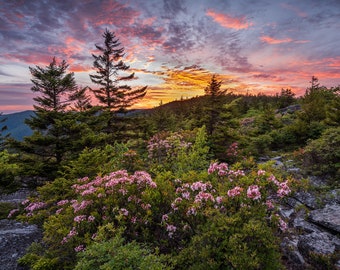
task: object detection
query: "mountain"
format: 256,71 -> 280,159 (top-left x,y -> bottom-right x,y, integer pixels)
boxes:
0,110 -> 34,141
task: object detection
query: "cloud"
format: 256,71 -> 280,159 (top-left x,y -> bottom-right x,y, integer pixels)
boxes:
260,36 -> 294,44
281,3 -> 308,18
206,9 -> 253,30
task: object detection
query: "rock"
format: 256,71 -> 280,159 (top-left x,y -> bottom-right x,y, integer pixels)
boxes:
279,206 -> 295,219
281,236 -> 306,269
298,231 -> 340,255
0,189 -> 33,205
293,191 -> 320,209
309,204 -> 340,234
276,104 -> 302,115
298,232 -> 340,266
0,219 -> 42,270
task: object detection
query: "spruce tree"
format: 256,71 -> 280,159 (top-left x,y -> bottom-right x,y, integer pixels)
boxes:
204,75 -> 228,135
13,58 -> 83,181
90,29 -> 147,137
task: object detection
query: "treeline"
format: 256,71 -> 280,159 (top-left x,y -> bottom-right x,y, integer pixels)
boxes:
0,29 -> 339,269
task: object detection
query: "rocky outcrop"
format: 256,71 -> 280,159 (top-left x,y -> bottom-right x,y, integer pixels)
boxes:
0,189 -> 42,270
0,220 -> 42,270
282,187 -> 340,269
261,156 -> 340,269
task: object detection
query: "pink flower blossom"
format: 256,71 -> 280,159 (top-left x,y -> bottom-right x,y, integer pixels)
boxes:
74,215 -> 87,223
162,214 -> 169,222
277,181 -> 291,198
268,174 -> 280,185
166,224 -> 177,238
257,169 -> 266,176
186,207 -> 197,216
247,185 -> 261,200
7,209 -> 19,218
181,191 -> 190,199
141,203 -> 151,210
194,191 -> 215,204
25,201 -> 47,212
265,200 -> 274,210
215,196 -> 224,204
21,199 -> 30,205
57,200 -> 69,206
87,216 -> 95,222
71,200 -> 93,213
227,186 -> 243,197
74,245 -> 85,252
120,208 -> 129,216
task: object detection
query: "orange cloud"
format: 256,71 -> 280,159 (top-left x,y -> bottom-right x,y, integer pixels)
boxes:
206,9 -> 253,30
260,36 -> 293,44
131,65 -> 243,108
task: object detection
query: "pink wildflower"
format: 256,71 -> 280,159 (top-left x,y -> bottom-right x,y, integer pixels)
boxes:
277,181 -> 291,198
186,207 -> 197,216
87,216 -> 95,222
247,185 -> 261,200
7,209 -> 19,218
166,224 -> 177,238
257,169 -> 266,176
227,186 -> 243,197
162,214 -> 169,222
57,200 -> 69,206
265,200 -> 274,210
74,245 -> 85,252
120,208 -> 129,216
268,174 -> 280,185
74,215 -> 87,223
215,196 -> 224,204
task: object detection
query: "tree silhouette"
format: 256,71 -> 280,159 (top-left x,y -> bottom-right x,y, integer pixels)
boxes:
90,29 -> 147,112
13,58 -> 84,180
204,75 -> 228,135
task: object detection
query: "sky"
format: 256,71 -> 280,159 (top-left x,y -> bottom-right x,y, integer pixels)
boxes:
0,0 -> 339,114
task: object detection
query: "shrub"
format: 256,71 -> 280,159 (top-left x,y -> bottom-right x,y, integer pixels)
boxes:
75,227 -> 170,270
302,127 -> 340,184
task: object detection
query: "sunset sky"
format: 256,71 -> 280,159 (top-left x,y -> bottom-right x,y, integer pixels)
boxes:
0,0 -> 339,114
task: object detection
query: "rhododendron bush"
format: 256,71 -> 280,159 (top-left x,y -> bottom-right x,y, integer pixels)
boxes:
14,130 -> 294,269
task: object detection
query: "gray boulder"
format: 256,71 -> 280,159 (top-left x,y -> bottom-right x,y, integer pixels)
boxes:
309,204 -> 340,234
0,219 -> 42,270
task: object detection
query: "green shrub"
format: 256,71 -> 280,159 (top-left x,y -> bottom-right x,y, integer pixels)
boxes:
0,150 -> 21,191
302,127 -> 340,185
75,228 -> 170,270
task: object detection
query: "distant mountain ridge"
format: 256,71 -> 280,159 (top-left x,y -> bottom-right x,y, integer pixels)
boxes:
0,110 -> 34,141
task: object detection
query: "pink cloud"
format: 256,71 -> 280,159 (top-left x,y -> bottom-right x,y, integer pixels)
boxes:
206,9 -> 253,30
260,36 -> 293,44
281,3 -> 308,18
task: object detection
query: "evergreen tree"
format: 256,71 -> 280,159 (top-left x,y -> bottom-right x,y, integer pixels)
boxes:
204,75 -> 228,135
12,58 -> 84,181
90,29 -> 147,113
70,86 -> 92,112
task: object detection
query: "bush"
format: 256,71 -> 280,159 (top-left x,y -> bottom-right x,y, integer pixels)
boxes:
302,127 -> 340,184
75,227 -> 170,270
0,150 -> 21,192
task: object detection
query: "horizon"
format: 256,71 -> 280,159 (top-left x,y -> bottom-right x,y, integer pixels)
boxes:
0,0 -> 339,114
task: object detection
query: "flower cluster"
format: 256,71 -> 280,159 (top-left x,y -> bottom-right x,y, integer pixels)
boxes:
208,162 -> 245,180
147,132 -> 192,160
23,201 -> 47,217
226,142 -> 238,157
54,170 -> 158,250
247,185 -> 261,200
227,186 -> 243,197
